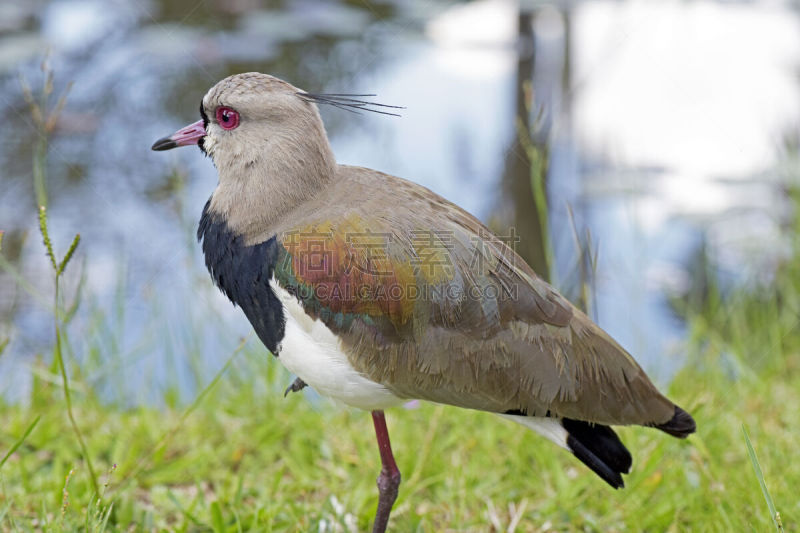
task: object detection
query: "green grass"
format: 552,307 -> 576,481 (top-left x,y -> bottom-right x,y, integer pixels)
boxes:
0,333 -> 797,532
2,65 -> 798,532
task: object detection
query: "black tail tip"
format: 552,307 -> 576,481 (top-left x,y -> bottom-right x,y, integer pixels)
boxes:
563,419 -> 631,489
654,405 -> 696,438
563,406 -> 695,488
566,434 -> 626,489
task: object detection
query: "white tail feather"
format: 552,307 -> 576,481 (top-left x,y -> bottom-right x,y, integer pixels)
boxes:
498,414 -> 569,450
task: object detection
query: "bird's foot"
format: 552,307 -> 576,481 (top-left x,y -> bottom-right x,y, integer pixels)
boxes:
373,467 -> 401,533
284,377 -> 307,397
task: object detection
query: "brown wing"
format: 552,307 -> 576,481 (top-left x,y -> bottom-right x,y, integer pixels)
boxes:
269,166 -> 677,427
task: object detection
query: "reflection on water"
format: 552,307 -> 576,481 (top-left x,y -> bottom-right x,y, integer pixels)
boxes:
1,0 -> 798,402
495,9 -> 551,280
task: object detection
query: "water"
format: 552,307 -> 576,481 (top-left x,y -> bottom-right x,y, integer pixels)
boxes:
1,0 -> 798,404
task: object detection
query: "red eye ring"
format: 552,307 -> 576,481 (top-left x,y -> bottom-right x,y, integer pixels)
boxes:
215,106 -> 240,130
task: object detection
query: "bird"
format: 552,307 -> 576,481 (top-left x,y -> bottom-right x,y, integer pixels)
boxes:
152,72 -> 696,532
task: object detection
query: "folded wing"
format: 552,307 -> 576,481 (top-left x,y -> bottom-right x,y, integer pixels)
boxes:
268,168 -> 679,428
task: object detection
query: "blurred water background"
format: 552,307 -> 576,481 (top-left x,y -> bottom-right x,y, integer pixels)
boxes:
1,0 -> 798,405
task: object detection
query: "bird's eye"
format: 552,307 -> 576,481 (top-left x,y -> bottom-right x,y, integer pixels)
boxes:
215,106 -> 240,131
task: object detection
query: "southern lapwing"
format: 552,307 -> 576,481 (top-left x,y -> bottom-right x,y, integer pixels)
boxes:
152,73 -> 695,532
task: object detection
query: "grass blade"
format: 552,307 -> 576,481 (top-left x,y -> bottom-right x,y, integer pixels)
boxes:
117,335 -> 250,491
742,425 -> 783,532
0,416 -> 41,470
210,501 -> 225,532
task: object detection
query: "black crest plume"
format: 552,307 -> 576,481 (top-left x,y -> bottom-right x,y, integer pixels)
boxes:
296,92 -> 404,117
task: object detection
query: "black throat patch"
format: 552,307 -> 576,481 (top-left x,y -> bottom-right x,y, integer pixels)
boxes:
198,100 -> 209,155
197,200 -> 285,355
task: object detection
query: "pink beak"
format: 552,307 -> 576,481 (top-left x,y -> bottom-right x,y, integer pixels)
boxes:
151,119 -> 206,151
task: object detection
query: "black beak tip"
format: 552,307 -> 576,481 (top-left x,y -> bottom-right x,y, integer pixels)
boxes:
151,137 -> 177,151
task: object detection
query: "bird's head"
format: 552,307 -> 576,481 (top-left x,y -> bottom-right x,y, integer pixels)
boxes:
151,72 -> 400,231
152,73 -> 333,174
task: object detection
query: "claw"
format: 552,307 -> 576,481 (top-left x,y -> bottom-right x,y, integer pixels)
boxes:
284,377 -> 307,397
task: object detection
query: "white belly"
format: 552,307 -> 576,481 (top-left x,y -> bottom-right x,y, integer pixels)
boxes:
271,279 -> 404,411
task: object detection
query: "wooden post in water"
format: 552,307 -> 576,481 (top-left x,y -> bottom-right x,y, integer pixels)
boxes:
497,7 -> 551,282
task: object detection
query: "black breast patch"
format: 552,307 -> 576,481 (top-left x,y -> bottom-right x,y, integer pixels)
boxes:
197,200 -> 285,355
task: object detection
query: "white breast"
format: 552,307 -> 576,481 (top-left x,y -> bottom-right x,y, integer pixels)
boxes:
271,278 -> 404,411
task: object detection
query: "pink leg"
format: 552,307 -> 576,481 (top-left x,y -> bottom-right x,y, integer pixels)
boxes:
371,410 -> 401,533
